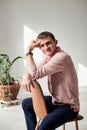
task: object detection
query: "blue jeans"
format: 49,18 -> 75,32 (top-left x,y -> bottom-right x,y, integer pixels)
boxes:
22,96 -> 78,130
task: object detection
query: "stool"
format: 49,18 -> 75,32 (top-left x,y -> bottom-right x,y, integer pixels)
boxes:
63,114 -> 84,130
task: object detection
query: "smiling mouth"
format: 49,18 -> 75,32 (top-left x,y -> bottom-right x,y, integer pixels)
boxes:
44,50 -> 51,53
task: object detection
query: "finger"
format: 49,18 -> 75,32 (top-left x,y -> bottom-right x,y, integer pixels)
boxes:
27,85 -> 31,92
22,84 -> 27,91
31,80 -> 35,88
33,80 -> 40,86
36,41 -> 41,48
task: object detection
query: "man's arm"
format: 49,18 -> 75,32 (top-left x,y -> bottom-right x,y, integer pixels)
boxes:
22,40 -> 40,91
26,40 -> 39,65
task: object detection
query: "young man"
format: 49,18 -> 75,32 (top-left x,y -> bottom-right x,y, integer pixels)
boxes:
22,31 -> 80,130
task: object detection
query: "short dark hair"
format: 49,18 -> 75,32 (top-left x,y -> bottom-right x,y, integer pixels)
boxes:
37,31 -> 55,41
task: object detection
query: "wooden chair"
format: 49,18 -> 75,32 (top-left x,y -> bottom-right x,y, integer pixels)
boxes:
30,80 -> 48,130
63,114 -> 84,130
30,80 -> 84,130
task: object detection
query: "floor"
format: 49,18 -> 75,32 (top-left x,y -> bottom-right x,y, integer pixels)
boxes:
0,88 -> 87,130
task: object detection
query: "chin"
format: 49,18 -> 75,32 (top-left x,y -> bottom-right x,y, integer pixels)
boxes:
44,51 -> 53,56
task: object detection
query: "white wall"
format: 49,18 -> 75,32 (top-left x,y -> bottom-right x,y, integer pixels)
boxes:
0,1 -> 7,53
0,0 -> 87,92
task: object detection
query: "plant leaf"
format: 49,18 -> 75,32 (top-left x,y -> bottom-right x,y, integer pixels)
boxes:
12,56 -> 22,65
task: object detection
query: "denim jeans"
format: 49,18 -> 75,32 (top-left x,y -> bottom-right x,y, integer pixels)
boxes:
22,96 -> 78,130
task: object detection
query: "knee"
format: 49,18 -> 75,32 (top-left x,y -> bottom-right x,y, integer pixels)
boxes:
38,120 -> 47,130
22,98 -> 32,110
39,117 -> 54,130
22,99 -> 26,110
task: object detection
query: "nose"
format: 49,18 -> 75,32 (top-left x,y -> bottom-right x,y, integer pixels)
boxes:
43,45 -> 49,50
44,44 -> 47,48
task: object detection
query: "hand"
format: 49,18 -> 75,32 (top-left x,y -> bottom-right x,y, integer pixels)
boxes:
22,73 -> 34,92
26,40 -> 40,52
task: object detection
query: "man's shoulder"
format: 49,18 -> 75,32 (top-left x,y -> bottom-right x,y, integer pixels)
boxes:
56,48 -> 70,58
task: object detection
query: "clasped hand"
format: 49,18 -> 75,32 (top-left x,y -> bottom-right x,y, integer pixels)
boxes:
26,40 -> 40,52
22,73 -> 34,92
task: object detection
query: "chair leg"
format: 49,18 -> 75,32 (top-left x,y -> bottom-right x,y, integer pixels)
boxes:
63,124 -> 65,130
35,119 -> 41,130
75,120 -> 79,130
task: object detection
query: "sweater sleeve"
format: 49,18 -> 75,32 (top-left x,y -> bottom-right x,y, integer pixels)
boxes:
27,52 -> 69,80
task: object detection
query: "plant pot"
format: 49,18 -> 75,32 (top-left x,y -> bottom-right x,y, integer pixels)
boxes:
0,81 -> 20,101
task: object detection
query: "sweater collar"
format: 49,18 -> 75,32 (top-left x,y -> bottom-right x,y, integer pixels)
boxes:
46,46 -> 60,62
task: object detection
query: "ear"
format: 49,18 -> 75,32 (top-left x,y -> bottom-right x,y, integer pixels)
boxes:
55,39 -> 58,45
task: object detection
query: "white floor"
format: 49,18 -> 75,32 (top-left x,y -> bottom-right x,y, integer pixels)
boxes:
0,88 -> 87,130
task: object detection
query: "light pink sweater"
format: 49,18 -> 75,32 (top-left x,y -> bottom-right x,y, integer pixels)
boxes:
28,47 -> 80,112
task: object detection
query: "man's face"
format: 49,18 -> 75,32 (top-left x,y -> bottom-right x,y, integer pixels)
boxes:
37,37 -> 57,56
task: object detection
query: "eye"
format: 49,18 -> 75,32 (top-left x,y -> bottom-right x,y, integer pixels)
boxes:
39,41 -> 52,48
46,41 -> 52,46
40,44 -> 44,48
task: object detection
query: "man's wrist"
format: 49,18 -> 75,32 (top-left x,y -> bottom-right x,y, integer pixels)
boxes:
26,52 -> 33,56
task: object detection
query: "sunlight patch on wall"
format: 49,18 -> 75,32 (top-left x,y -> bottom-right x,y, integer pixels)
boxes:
24,25 -> 43,66
78,63 -> 87,87
24,25 -> 37,53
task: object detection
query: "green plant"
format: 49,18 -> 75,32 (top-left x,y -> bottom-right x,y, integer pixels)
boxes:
0,54 -> 22,85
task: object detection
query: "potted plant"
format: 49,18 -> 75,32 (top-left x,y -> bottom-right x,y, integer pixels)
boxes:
0,54 -> 22,101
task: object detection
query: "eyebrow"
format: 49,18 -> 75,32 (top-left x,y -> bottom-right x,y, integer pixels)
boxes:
39,40 -> 52,46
